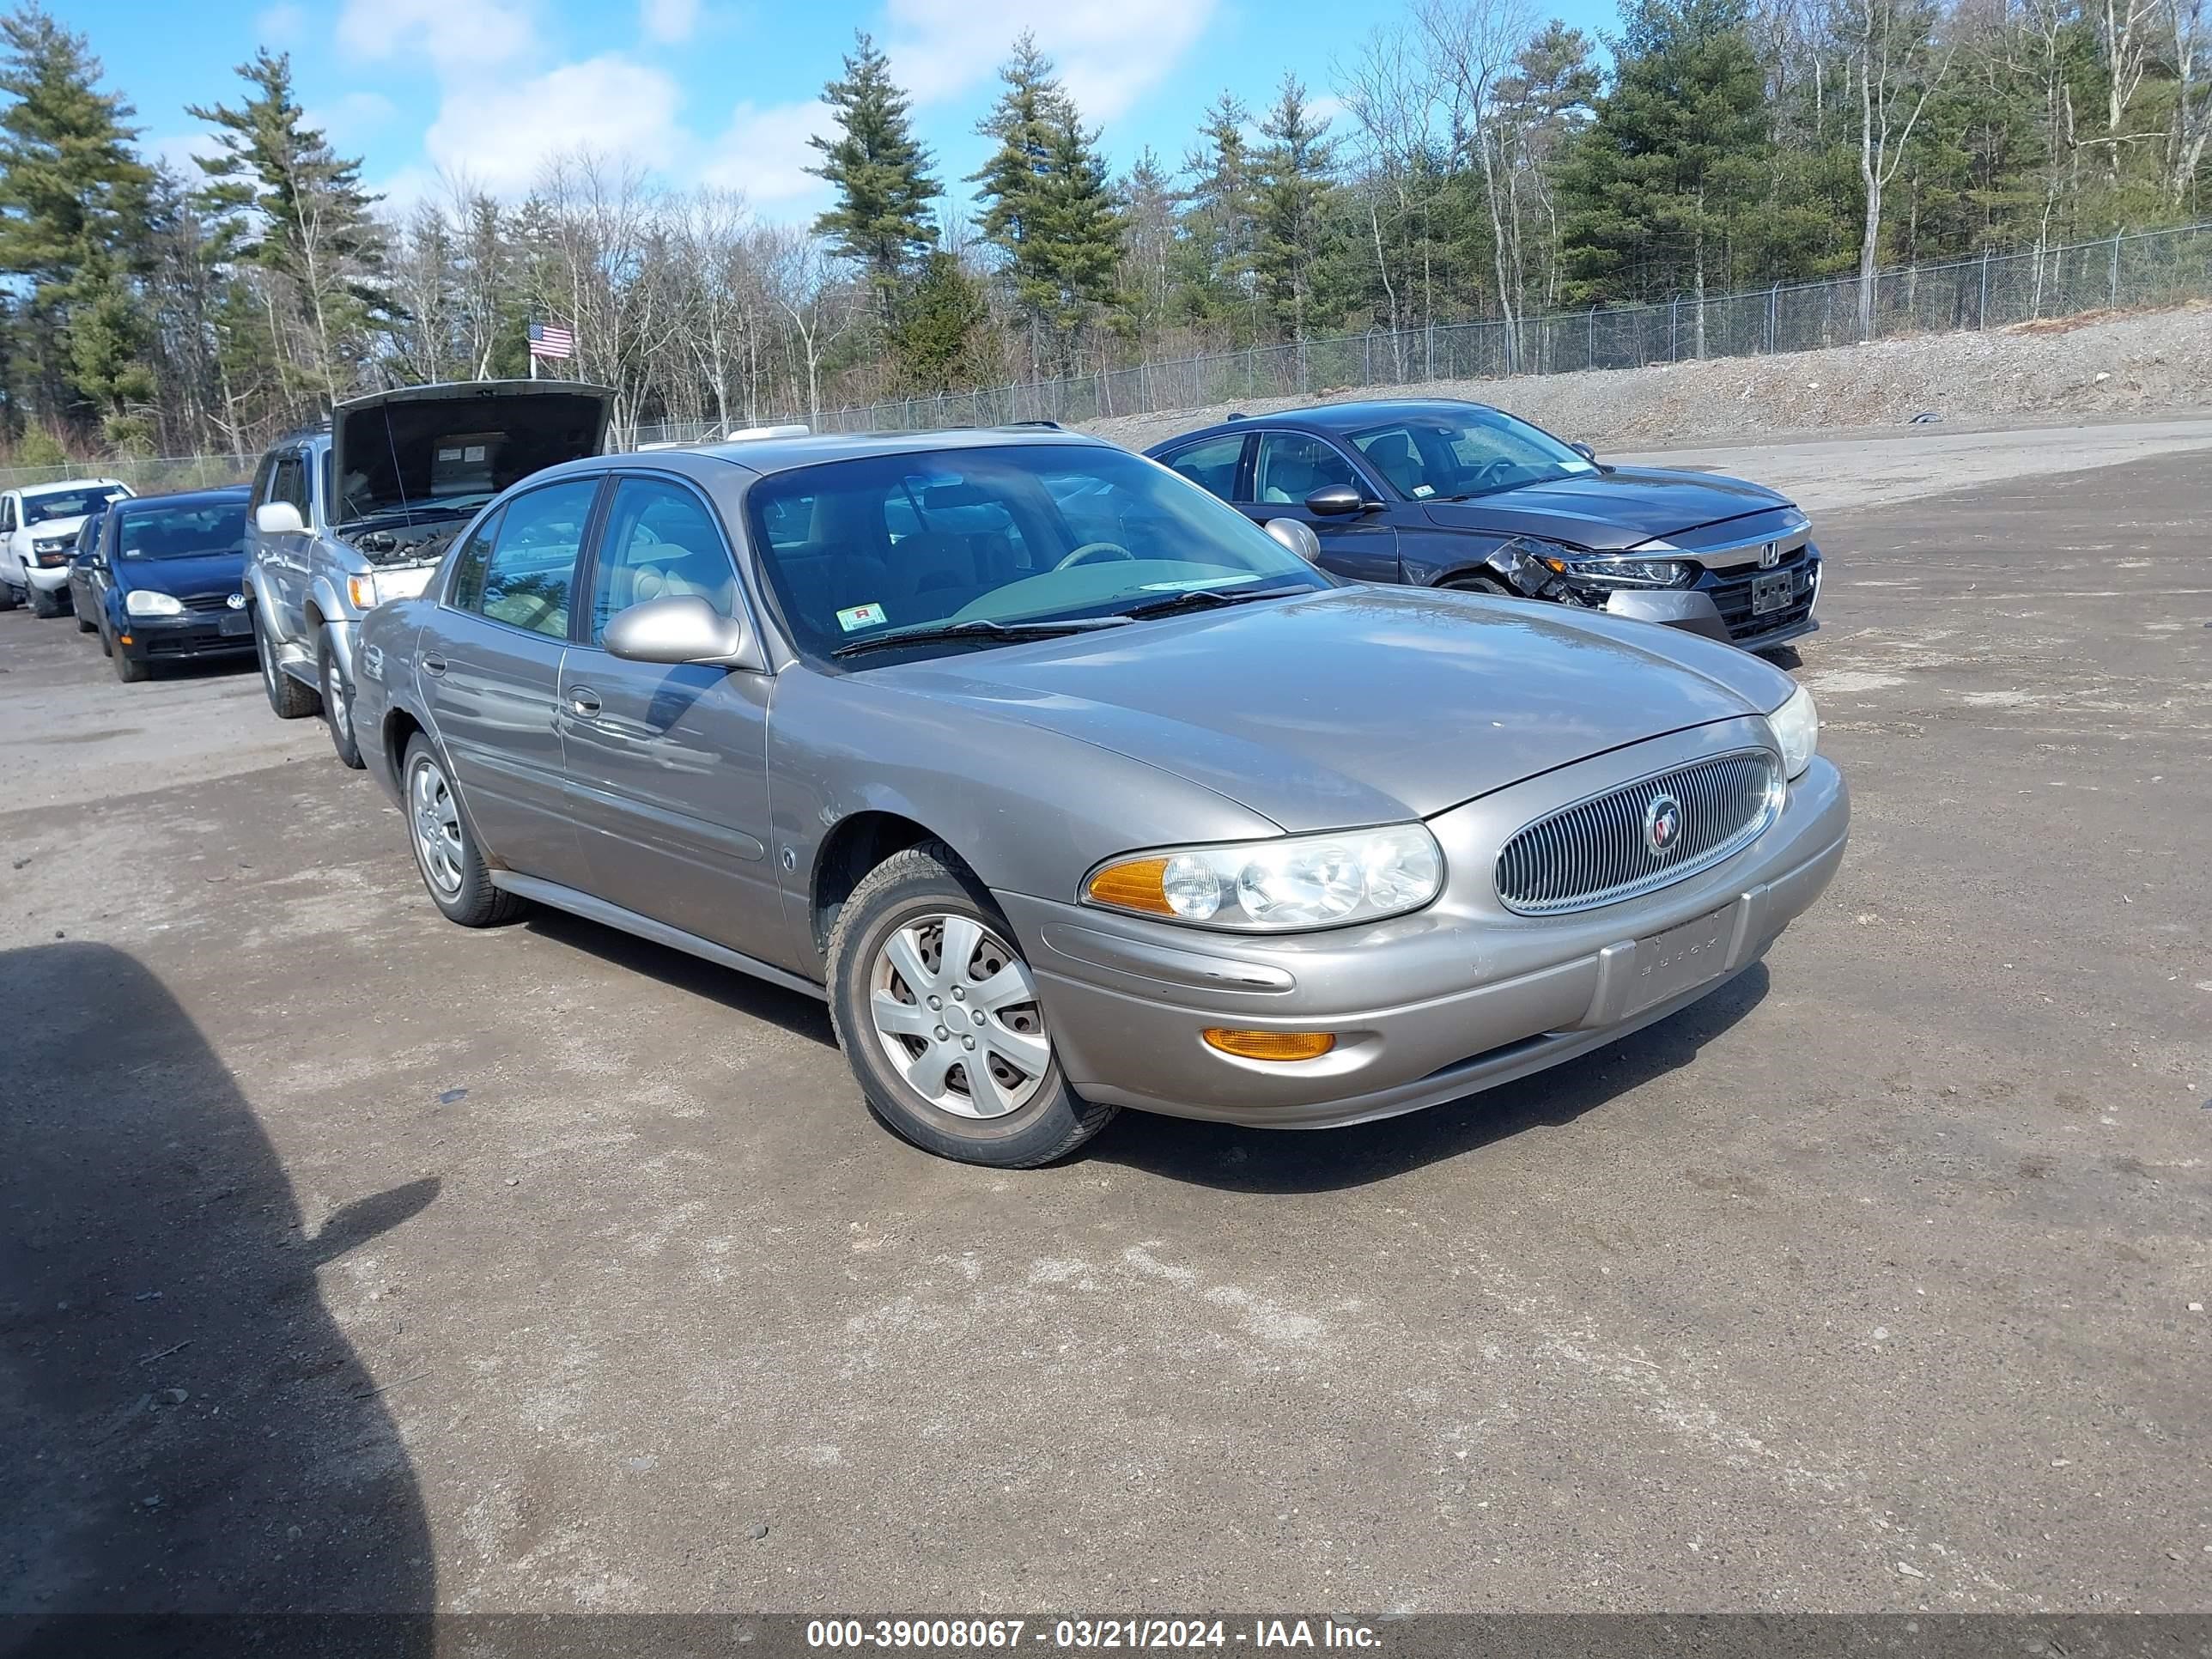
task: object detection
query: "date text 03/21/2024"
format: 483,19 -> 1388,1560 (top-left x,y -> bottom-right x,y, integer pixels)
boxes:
805,1618 -> 1384,1650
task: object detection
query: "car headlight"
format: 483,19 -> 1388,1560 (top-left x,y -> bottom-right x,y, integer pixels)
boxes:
1085,823 -> 1445,932
1766,684 -> 1818,779
1539,552 -> 1695,587
125,590 -> 183,617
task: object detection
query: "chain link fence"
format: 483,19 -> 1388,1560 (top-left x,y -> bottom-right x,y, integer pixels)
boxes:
6,222 -> 2204,494
639,221 -> 2212,442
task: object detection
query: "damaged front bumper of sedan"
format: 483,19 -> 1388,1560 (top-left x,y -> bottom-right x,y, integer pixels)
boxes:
1000,720 -> 1848,1130
1492,532 -> 1823,653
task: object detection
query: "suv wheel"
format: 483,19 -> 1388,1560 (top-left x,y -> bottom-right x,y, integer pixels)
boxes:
29,585 -> 63,618
826,842 -> 1115,1168
402,735 -> 522,927
319,642 -> 365,769
256,616 -> 319,719
0,580 -> 18,611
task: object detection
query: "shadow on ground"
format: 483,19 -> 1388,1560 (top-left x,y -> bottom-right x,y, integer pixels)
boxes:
0,943 -> 434,1651
1093,962 -> 1771,1193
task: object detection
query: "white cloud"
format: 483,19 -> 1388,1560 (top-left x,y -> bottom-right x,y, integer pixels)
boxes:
338,0 -> 537,76
255,3 -> 307,46
149,130 -> 224,181
884,0 -> 1218,121
701,99 -> 830,210
425,55 -> 684,196
641,0 -> 701,45
306,90 -> 398,149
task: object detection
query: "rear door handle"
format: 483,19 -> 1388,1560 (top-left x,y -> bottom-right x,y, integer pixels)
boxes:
568,687 -> 601,717
422,654 -> 447,677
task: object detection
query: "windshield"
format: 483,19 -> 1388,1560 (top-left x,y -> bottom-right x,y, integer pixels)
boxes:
746,444 -> 1329,661
25,486 -> 129,525
1348,410 -> 1596,501
115,501 -> 248,561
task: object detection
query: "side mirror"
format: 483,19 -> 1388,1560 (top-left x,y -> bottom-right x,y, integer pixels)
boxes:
1304,484 -> 1370,518
1570,442 -> 1598,463
604,594 -> 763,671
1263,518 -> 1322,563
255,501 -> 305,536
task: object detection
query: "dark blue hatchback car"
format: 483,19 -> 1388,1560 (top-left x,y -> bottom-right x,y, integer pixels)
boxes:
75,486 -> 254,683
1146,398 -> 1820,654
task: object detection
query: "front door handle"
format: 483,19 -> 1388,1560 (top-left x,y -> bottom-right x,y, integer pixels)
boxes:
422,653 -> 448,677
568,687 -> 601,717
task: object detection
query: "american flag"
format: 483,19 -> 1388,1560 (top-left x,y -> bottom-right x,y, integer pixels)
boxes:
527,321 -> 574,361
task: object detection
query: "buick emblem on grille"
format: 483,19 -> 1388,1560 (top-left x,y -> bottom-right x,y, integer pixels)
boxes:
226,592 -> 246,610
1644,793 -> 1684,856
1757,541 -> 1781,568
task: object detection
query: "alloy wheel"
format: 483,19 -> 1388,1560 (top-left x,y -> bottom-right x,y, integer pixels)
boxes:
867,913 -> 1051,1119
408,756 -> 465,898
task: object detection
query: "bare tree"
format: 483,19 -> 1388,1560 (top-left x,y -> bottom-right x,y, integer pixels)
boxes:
1418,0 -> 1536,369
1840,0 -> 1954,338
754,223 -> 860,424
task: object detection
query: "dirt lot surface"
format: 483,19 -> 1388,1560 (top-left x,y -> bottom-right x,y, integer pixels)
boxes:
1088,305 -> 2212,453
3,417 -> 2209,1620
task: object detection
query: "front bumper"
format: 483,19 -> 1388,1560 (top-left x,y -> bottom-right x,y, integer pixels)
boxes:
115,611 -> 258,661
27,562 -> 72,593
1002,735 -> 1847,1129
1601,550 -> 1822,654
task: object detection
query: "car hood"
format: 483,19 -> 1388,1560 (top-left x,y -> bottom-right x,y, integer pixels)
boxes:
861,586 -> 1792,830
29,513 -> 92,544
113,550 -> 246,599
1420,466 -> 1794,551
331,380 -> 612,526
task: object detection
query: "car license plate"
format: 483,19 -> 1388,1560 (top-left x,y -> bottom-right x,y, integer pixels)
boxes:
1625,907 -> 1733,1015
1751,569 -> 1794,616
217,611 -> 252,637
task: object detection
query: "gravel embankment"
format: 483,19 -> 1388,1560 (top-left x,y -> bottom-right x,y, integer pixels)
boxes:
1085,302 -> 2212,450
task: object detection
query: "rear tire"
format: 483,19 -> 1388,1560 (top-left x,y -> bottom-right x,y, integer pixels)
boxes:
319,641 -> 366,769
401,734 -> 523,927
0,580 -> 18,611
30,585 -> 63,618
257,615 -> 320,719
826,841 -> 1115,1168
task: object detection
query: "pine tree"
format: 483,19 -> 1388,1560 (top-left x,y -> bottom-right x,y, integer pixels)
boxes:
892,249 -> 988,392
0,3 -> 154,431
807,31 -> 939,302
1176,94 -> 1261,337
190,50 -> 386,404
969,35 -> 1125,370
1254,75 -> 1340,340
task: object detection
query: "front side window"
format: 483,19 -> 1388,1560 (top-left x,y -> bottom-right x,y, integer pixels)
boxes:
745,443 -> 1329,663
269,453 -> 308,518
1252,434 -> 1362,505
589,477 -> 739,641
470,479 -> 596,637
1350,410 -> 1596,501
114,501 -> 247,561
1159,434 -> 1247,500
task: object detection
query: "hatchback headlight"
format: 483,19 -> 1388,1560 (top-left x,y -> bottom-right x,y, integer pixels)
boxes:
1766,684 -> 1818,779
125,589 -> 183,617
1085,824 -> 1445,932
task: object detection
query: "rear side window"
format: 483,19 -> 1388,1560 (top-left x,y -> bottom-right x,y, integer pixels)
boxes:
1160,434 -> 1245,500
469,479 -> 597,638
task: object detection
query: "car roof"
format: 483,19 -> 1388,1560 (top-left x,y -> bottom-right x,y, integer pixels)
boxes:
114,485 -> 252,509
1155,398 -> 1504,448
520,425 -> 1111,487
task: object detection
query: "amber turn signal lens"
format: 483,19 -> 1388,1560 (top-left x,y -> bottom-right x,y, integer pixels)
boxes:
1085,856 -> 1175,915
1202,1029 -> 1336,1062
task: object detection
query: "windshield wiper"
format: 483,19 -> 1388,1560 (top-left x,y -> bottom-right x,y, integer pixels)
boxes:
1117,583 -> 1314,621
831,615 -> 1132,659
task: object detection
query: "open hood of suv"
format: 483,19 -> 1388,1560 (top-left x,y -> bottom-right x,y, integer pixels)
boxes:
330,380 -> 612,526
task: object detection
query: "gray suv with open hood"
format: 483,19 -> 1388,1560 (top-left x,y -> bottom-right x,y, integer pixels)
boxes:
244,380 -> 611,766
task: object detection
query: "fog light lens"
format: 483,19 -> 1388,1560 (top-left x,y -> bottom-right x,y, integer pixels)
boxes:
1202,1029 -> 1336,1061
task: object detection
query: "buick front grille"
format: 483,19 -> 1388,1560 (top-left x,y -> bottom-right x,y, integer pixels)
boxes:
1494,750 -> 1780,915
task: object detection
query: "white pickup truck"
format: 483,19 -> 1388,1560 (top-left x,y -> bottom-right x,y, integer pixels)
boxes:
0,477 -> 135,616
243,380 -> 611,767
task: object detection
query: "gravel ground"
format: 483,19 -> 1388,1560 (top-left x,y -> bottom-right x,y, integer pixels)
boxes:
1089,304 -> 2212,452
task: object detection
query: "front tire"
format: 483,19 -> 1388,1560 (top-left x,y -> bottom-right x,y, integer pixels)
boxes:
0,580 -> 19,611
256,615 -> 320,719
319,641 -> 366,769
1445,574 -> 1511,595
112,641 -> 149,683
402,735 -> 522,927
826,842 -> 1115,1168
30,585 -> 63,618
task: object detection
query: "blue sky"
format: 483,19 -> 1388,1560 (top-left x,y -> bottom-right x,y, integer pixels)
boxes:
69,0 -> 1617,224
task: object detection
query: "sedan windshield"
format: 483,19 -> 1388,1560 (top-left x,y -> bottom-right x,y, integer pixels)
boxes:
115,502 -> 248,560
24,485 -> 129,525
746,444 -> 1330,661
1348,410 -> 1597,501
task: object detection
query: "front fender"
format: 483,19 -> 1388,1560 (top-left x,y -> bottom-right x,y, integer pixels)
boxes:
1401,531 -> 1519,590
